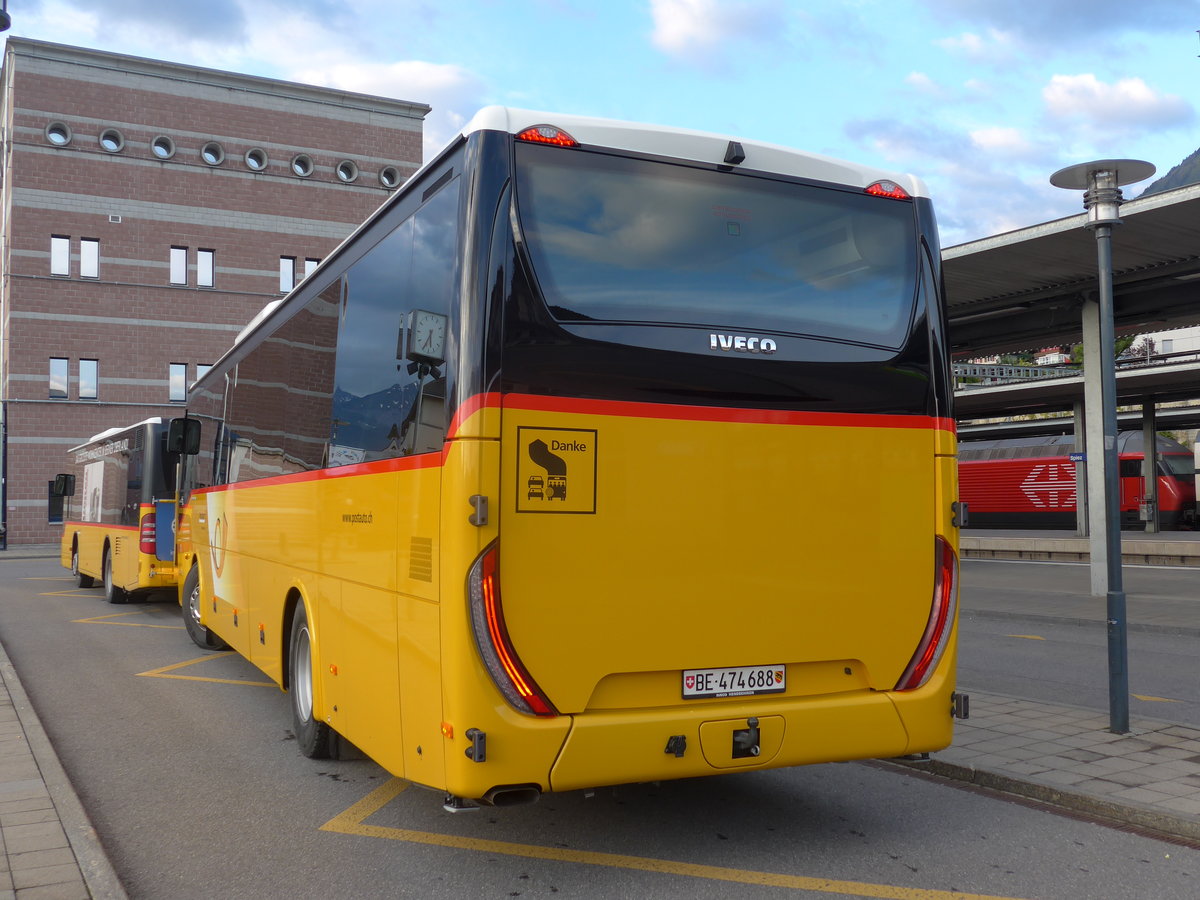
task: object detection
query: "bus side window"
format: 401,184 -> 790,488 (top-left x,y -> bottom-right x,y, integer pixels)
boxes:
330,173 -> 460,464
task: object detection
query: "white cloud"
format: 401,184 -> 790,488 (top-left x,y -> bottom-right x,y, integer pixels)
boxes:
1042,74 -> 1193,131
292,60 -> 486,158
936,28 -> 1017,64
970,126 -> 1033,156
648,0 -> 786,67
922,0 -> 1191,43
905,72 -> 943,96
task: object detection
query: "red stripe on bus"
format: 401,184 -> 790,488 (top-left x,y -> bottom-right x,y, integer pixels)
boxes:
194,393 -> 952,496
494,393 -> 954,432
193,451 -> 443,496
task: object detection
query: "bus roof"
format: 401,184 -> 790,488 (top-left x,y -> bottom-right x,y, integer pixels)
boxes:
71,417 -> 164,453
460,106 -> 930,199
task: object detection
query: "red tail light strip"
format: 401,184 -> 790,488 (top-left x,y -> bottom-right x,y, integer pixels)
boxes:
468,542 -> 557,717
895,536 -> 958,691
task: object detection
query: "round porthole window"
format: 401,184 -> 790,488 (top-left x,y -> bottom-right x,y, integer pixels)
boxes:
46,121 -> 73,146
151,135 -> 176,159
336,160 -> 359,183
201,141 -> 225,166
379,166 -> 401,189
99,127 -> 125,153
291,154 -> 314,177
245,148 -> 268,171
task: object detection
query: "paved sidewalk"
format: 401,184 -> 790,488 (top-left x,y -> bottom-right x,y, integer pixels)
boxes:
0,638 -> 126,899
0,538 -> 1195,900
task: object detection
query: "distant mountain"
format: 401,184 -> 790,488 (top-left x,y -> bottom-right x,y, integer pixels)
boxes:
1138,146 -> 1200,197
331,383 -> 418,451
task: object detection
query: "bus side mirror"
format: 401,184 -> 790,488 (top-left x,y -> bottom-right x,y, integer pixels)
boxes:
167,418 -> 201,455
52,474 -> 76,497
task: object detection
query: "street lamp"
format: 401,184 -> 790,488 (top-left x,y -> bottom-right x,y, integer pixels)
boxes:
1050,158 -> 1154,734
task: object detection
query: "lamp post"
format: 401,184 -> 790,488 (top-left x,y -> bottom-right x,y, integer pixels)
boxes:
1050,159 -> 1154,734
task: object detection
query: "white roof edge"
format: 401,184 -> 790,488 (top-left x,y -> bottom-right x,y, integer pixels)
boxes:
460,106 -> 931,198
70,417 -> 165,454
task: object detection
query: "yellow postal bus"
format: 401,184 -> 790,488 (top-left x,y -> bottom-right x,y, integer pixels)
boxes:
58,418 -> 181,603
175,107 -> 965,808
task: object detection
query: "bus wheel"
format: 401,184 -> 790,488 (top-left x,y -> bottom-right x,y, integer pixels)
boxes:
102,549 -> 127,604
289,599 -> 333,759
71,547 -> 95,588
181,567 -> 229,651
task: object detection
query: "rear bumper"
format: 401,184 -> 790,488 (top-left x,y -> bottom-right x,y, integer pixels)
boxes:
549,680 -> 954,792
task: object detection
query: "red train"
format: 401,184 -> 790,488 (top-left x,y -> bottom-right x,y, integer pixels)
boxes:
958,431 -> 1197,530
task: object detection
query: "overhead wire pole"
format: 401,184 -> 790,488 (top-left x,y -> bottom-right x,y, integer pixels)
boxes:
1050,159 -> 1155,735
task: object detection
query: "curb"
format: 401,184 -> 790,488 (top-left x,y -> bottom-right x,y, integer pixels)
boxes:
0,641 -> 129,900
887,756 -> 1200,843
964,608 -> 1200,638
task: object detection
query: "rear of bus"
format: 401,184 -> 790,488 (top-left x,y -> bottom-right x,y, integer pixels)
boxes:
59,420 -> 179,599
442,111 -> 961,803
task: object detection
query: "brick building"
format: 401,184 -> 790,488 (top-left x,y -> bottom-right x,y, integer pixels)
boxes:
0,38 -> 429,545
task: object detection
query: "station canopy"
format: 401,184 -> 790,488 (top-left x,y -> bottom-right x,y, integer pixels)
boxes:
943,181 -> 1200,421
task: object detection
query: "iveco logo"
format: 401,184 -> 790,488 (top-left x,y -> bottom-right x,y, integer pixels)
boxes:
709,333 -> 778,354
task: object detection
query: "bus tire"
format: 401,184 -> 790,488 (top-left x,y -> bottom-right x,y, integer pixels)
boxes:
289,599 -> 333,759
181,567 -> 229,651
102,548 -> 127,604
71,546 -> 95,588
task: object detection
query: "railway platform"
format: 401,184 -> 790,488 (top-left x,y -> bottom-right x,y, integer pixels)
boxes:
962,527 -> 1200,567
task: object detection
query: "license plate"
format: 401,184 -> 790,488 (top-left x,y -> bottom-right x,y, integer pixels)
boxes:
682,664 -> 786,699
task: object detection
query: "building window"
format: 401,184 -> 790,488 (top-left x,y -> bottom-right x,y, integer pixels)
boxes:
280,256 -> 296,293
169,363 -> 187,402
170,246 -> 187,285
304,258 -> 320,280
48,482 -> 65,525
336,160 -> 359,183
291,154 -> 314,178
380,166 -> 401,189
198,249 -> 215,287
1162,339 -> 1174,353
80,238 -> 99,278
201,141 -> 225,166
51,235 -> 70,276
79,359 -> 98,400
99,128 -> 125,153
245,148 -> 268,171
151,135 -> 176,159
46,122 -> 73,146
49,358 -> 69,399
195,364 -> 213,384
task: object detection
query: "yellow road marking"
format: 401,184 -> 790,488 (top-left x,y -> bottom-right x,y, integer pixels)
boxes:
1133,694 -> 1180,703
25,576 -> 74,581
40,589 -> 102,597
74,610 -> 183,629
1006,635 -> 1045,641
322,779 -> 1029,900
137,653 -> 274,687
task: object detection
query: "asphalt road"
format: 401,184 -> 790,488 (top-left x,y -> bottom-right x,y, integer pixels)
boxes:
959,558 -> 1200,727
0,557 -> 1197,900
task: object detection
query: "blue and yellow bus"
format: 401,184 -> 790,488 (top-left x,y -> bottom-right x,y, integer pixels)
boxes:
174,107 -> 963,808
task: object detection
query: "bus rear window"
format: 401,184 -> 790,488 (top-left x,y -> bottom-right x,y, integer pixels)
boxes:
514,143 -> 918,348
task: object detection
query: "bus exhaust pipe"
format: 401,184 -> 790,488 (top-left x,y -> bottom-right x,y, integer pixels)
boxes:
479,784 -> 542,807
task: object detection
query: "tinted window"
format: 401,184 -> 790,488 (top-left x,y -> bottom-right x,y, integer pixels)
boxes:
329,176 -> 459,464
220,281 -> 342,483
514,144 -> 917,348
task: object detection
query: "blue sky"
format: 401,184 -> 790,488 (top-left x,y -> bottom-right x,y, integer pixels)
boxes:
10,0 -> 1199,246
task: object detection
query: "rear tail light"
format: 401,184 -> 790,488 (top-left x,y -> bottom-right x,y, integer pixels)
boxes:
140,513 -> 157,554
515,125 -> 578,148
468,542 -> 557,717
895,537 -> 958,691
865,180 -> 911,200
